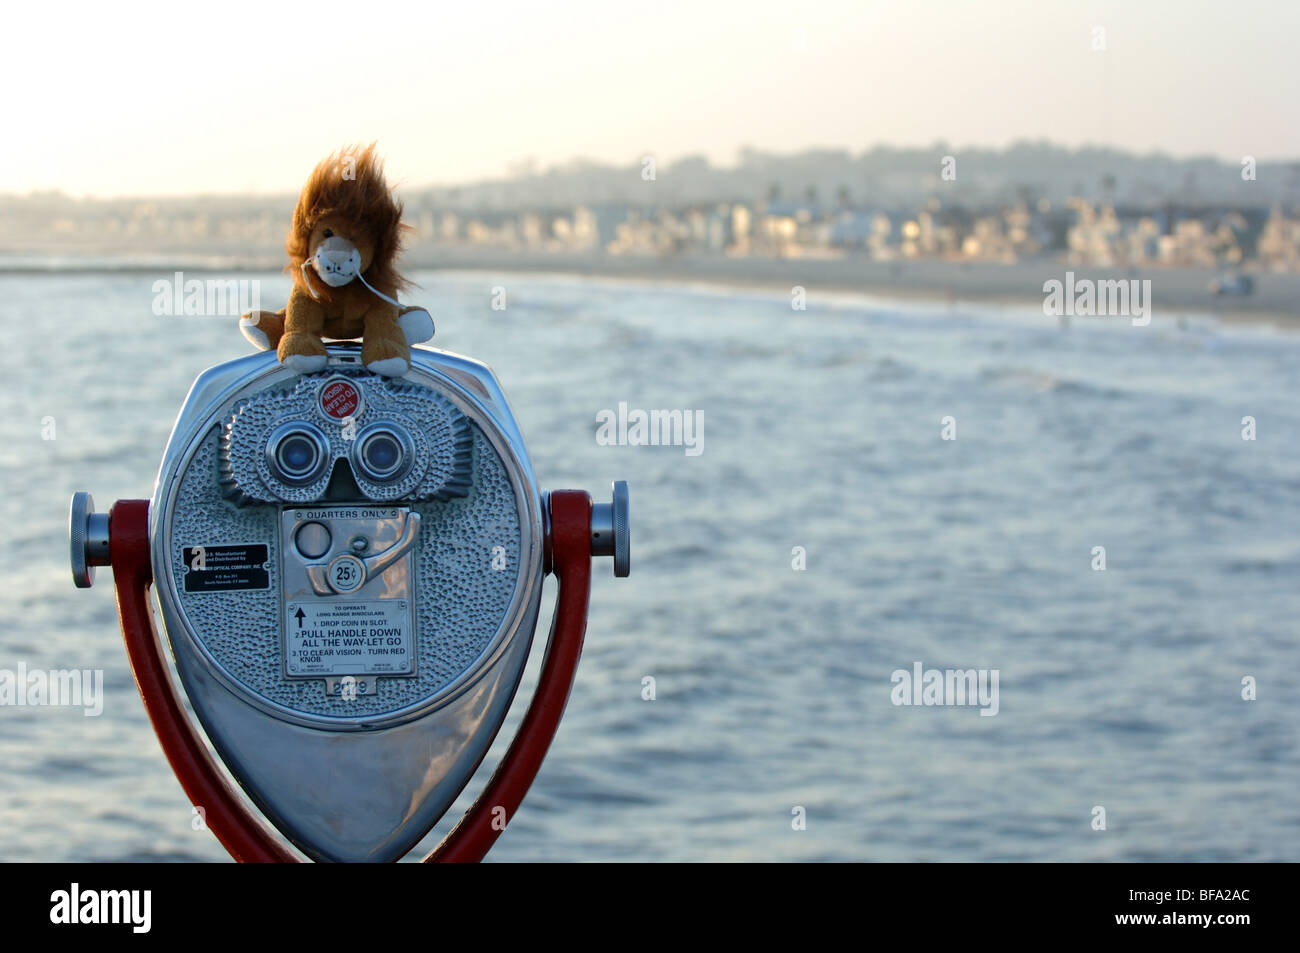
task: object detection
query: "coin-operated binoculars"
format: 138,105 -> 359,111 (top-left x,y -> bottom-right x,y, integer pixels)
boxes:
70,343 -> 629,862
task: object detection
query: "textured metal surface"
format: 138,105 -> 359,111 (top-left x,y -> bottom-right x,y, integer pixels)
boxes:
220,369 -> 473,505
69,492 -> 95,588
163,377 -> 526,720
590,481 -> 631,577
146,344 -> 547,860
611,480 -> 630,578
151,346 -> 545,722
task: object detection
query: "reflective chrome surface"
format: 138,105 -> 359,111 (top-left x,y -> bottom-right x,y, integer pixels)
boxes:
349,422 -> 415,483
590,480 -> 631,577
147,343 -> 546,861
265,420 -> 332,486
68,491 -> 110,589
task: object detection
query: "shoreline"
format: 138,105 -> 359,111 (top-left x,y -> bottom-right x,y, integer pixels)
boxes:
3,247 -> 1297,328
419,249 -> 1300,329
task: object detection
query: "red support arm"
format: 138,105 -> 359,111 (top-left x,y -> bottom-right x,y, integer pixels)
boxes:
424,489 -> 592,862
110,499 -> 299,863
107,491 -> 594,864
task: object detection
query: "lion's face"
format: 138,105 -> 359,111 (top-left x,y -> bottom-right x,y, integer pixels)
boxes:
287,145 -> 408,299
304,215 -> 376,288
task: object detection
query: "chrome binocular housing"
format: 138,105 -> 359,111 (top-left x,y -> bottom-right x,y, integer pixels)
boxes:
70,342 -> 629,861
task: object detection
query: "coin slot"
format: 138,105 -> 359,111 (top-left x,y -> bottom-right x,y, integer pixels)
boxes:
295,522 -> 332,560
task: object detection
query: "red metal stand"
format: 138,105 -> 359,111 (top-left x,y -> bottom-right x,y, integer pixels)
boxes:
424,490 -> 592,862
107,491 -> 593,863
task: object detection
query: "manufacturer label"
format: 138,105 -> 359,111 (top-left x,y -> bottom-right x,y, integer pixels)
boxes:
285,599 -> 414,677
183,544 -> 270,592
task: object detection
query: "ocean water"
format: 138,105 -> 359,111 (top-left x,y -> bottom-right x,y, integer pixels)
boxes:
1,269 -> 1297,862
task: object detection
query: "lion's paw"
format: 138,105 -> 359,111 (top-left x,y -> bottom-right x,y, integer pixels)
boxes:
397,308 -> 435,345
365,356 -> 410,377
282,353 -> 329,374
240,315 -> 272,351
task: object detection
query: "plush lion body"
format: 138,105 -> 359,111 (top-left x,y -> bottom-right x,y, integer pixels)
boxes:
241,144 -> 428,376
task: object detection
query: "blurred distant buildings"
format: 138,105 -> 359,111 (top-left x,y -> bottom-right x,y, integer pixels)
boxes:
394,196 -> 1300,273
4,188 -> 1300,274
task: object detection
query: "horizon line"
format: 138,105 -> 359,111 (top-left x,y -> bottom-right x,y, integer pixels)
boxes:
9,139 -> 1300,204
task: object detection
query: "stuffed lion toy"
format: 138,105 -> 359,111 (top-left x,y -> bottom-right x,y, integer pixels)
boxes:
240,144 -> 432,376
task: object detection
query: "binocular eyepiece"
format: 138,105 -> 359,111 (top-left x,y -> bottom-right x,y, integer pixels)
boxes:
70,342 -> 628,862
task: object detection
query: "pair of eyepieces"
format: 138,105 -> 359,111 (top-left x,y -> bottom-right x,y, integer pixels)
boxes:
266,421 -> 413,485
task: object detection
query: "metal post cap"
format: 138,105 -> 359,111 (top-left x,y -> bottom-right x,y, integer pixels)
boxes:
590,480 -> 630,577
69,492 -> 111,589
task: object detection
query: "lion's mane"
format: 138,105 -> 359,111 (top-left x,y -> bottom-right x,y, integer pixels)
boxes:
285,143 -> 410,297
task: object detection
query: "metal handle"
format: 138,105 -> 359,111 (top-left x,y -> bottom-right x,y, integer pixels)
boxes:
362,511 -> 422,578
590,480 -> 630,577
69,492 -> 112,589
305,511 -> 422,595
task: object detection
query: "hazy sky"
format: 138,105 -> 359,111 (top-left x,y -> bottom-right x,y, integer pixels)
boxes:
4,0 -> 1297,196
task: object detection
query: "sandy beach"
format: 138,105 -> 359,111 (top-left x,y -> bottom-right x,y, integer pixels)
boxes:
3,243 -> 1298,327
413,248 -> 1300,327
